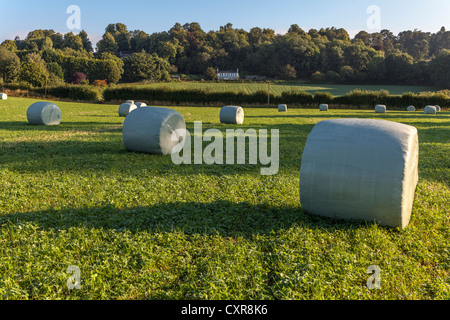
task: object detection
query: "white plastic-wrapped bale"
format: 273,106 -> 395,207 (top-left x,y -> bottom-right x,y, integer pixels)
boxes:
319,104 -> 328,111
123,106 -> 186,155
220,106 -> 244,124
118,103 -> 137,117
0,93 -> 7,100
299,118 -> 419,229
424,105 -> 436,114
375,105 -> 386,113
278,104 -> 287,112
27,101 -> 62,125
435,105 -> 441,112
135,102 -> 147,108
126,100 -> 134,104
407,106 -> 415,112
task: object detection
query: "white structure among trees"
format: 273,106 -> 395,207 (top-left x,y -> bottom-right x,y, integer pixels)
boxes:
217,69 -> 239,80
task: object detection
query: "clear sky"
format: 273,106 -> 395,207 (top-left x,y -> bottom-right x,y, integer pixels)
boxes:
0,0 -> 449,46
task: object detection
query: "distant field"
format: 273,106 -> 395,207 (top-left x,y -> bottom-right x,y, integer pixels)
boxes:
119,82 -> 440,96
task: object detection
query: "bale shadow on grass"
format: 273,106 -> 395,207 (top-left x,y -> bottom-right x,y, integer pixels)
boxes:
1,119 -> 447,179
0,121 -> 123,132
0,139 -> 125,158
0,123 -> 313,175
0,200 -> 376,239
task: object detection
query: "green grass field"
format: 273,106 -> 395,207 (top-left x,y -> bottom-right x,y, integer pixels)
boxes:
120,82 -> 440,96
0,97 -> 448,300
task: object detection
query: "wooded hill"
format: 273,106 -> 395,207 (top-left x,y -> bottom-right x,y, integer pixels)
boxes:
1,23 -> 449,87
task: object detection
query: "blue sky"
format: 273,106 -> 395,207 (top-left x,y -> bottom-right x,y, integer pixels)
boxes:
0,0 -> 449,46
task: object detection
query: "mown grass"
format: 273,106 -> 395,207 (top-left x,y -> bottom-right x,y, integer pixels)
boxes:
120,82 -> 439,96
0,97 -> 448,300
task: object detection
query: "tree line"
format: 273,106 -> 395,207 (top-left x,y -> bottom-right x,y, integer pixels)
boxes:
0,23 -> 449,88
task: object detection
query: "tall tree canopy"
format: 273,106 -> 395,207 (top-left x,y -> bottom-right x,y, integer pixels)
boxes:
2,23 -> 450,87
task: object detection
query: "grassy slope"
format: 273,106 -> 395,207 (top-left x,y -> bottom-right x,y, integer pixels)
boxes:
119,82 -> 440,96
0,97 -> 448,300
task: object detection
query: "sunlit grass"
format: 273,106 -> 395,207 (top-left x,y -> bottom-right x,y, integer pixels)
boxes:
120,82 -> 439,96
0,97 -> 448,300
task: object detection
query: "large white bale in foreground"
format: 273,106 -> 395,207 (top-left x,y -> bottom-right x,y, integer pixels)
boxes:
278,104 -> 287,112
319,104 -> 328,111
0,93 -> 7,100
424,105 -> 436,114
220,106 -> 244,124
407,106 -> 415,112
122,106 -> 186,155
375,105 -> 386,113
27,101 -> 62,125
119,103 -> 137,117
299,118 -> 419,229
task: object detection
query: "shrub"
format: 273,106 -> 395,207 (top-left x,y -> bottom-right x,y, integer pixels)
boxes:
314,91 -> 333,104
278,90 -> 314,105
41,50 -> 123,84
311,71 -> 325,82
19,60 -> 48,87
92,79 -> 108,87
0,81 -> 33,90
34,85 -> 101,101
101,86 -> 449,109
325,70 -> 340,82
122,52 -> 171,82
71,72 -> 87,84
204,67 -> 217,80
46,62 -> 64,79
0,47 -> 21,83
339,66 -> 355,82
47,73 -> 65,86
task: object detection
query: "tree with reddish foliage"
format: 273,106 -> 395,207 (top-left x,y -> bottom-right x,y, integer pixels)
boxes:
71,72 -> 86,84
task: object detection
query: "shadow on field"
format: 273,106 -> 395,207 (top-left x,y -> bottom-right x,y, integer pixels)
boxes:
1,118 -> 448,175
0,123 -> 312,175
0,201 -> 371,238
0,121 -> 122,132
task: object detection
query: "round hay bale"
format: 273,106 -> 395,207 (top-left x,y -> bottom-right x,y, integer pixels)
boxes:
126,100 -> 134,104
0,93 -> 7,100
26,101 -> 62,126
119,103 -> 137,117
424,105 -> 436,114
135,102 -> 147,108
278,104 -> 287,112
220,106 -> 244,124
319,104 -> 328,111
375,105 -> 386,113
435,105 -> 441,112
407,106 -> 415,112
122,106 -> 186,155
299,118 -> 419,229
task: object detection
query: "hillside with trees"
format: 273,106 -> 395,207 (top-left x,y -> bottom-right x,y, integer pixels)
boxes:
1,22 -> 449,88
